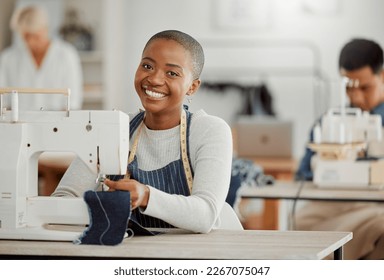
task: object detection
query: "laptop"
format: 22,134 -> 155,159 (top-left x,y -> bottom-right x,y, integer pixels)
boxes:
234,116 -> 293,158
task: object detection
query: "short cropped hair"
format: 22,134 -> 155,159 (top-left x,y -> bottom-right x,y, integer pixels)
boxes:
10,5 -> 49,34
144,30 -> 205,80
339,38 -> 383,74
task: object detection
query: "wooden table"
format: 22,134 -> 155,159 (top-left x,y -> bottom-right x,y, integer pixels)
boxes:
239,181 -> 384,203
239,157 -> 297,230
0,229 -> 352,260
250,157 -> 297,181
240,181 -> 384,234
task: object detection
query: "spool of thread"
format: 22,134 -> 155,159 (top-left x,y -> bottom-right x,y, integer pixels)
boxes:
313,123 -> 322,144
11,90 -> 18,122
338,122 -> 346,144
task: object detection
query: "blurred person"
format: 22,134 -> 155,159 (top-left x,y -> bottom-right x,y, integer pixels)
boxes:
295,38 -> 384,259
0,5 -> 83,110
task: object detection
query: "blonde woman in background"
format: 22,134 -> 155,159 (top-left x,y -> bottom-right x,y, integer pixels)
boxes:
0,4 -> 83,110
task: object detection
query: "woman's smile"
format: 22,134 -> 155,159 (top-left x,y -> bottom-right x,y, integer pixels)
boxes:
143,85 -> 167,99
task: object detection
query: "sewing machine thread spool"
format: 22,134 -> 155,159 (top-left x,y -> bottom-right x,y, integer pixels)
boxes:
338,122 -> 346,144
11,90 -> 18,122
313,123 -> 322,144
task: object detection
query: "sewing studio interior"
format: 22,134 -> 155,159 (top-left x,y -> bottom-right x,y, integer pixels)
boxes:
1,0 -> 384,263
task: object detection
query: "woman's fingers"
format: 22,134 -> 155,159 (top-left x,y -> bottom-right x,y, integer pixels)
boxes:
104,179 -> 149,209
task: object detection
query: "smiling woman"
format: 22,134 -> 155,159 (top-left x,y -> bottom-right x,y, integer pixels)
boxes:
134,38 -> 200,129
53,30 -> 241,234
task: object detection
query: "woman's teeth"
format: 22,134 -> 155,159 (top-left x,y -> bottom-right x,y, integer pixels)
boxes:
145,89 -> 165,98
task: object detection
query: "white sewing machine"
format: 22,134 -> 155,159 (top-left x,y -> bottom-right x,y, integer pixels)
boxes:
308,106 -> 384,189
0,88 -> 129,240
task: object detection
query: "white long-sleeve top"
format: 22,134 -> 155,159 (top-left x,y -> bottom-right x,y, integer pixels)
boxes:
0,39 -> 83,110
52,109 -> 233,233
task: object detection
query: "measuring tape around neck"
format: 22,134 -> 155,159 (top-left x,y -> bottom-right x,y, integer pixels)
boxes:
125,109 -> 193,194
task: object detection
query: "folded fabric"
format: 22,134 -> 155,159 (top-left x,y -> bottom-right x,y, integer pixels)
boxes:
75,190 -> 131,246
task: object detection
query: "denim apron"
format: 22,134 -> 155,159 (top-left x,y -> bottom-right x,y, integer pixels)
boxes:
109,108 -> 193,228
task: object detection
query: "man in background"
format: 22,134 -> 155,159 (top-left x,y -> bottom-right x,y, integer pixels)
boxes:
295,38 -> 384,259
0,4 -> 83,110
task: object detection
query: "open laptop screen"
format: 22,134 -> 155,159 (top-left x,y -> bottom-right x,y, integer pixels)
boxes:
235,116 -> 293,158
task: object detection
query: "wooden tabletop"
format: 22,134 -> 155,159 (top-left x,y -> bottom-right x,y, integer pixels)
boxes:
0,229 -> 352,260
240,181 -> 384,202
248,157 -> 297,173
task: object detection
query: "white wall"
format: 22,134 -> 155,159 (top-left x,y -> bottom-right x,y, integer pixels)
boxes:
2,0 -> 384,160
0,0 -> 380,230
1,0 -> 383,160
102,0 -> 384,160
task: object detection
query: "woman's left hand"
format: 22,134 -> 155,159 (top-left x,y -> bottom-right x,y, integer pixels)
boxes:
104,178 -> 150,210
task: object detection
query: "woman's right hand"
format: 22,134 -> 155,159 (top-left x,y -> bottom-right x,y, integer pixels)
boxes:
104,178 -> 150,210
